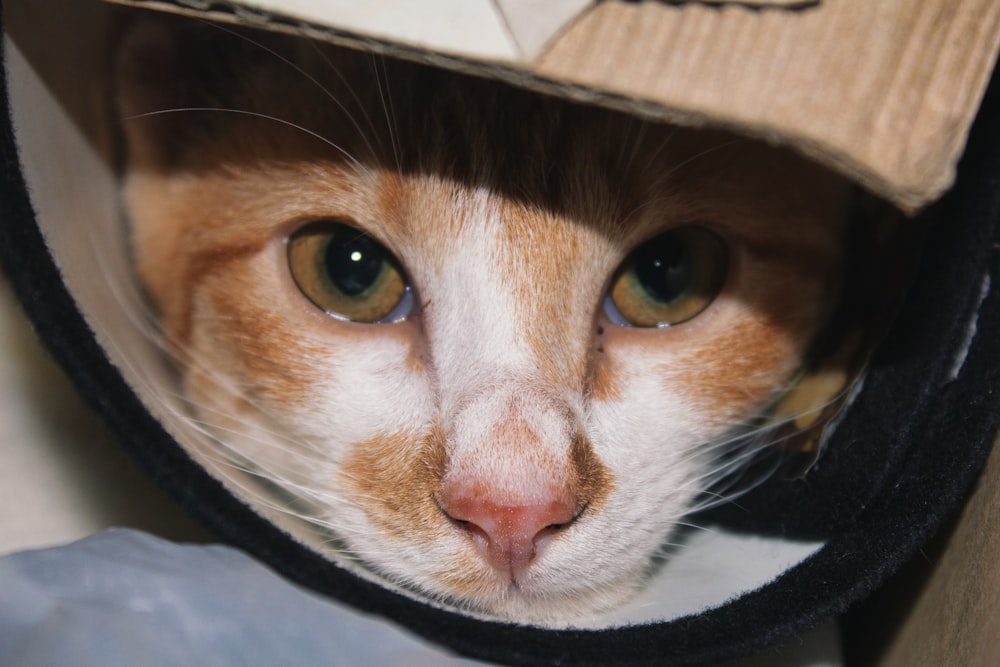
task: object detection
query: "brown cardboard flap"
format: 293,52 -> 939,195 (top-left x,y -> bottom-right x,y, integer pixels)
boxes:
105,0 -> 1000,211
105,1 -> 815,61
539,1 -> 1000,213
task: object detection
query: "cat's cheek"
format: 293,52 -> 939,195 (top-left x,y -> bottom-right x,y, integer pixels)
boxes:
332,437 -> 527,612
586,391 -> 708,517
584,342 -> 732,510
182,279 -> 435,468
599,297 -> 806,421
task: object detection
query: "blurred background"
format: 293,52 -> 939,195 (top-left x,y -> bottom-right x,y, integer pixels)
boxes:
0,277 -> 210,556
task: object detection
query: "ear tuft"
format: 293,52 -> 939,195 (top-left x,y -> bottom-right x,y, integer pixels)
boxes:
114,15 -> 190,119
112,13 -> 235,166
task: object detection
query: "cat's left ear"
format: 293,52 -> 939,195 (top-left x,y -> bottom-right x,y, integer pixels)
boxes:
761,193 -> 920,478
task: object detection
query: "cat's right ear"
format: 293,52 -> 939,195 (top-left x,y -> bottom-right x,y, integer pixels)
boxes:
112,13 -> 235,168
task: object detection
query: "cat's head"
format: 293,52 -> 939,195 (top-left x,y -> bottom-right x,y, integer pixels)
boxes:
114,15 -> 852,624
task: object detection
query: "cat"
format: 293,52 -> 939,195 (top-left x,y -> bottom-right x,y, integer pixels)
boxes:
113,12 -> 854,626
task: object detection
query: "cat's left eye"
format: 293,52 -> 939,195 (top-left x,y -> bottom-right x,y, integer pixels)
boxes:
604,226 -> 728,328
287,221 -> 413,323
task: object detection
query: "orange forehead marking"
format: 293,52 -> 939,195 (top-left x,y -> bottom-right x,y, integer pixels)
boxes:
370,170 -> 410,239
492,197 -> 617,396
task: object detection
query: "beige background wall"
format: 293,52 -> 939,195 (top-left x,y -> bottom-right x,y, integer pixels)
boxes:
0,279 -> 208,556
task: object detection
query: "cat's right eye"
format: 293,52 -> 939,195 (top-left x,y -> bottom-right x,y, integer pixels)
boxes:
287,221 -> 413,323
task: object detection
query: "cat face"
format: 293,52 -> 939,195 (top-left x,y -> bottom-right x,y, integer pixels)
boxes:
115,15 -> 851,624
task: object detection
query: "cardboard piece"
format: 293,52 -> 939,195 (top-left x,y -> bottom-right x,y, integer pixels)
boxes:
107,0 -> 1000,213
105,1 -> 816,62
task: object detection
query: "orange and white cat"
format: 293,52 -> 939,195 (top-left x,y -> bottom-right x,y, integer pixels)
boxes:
114,15 -> 851,625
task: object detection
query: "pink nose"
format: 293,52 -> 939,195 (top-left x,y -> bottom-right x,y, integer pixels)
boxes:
440,488 -> 577,577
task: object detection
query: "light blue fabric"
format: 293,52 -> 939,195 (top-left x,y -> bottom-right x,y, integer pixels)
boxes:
0,529 -> 482,666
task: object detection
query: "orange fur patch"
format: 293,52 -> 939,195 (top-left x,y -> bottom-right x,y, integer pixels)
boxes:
339,425 -> 449,542
569,431 -> 614,512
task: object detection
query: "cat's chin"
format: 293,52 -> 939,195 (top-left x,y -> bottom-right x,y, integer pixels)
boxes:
371,553 -> 648,627
429,576 -> 644,628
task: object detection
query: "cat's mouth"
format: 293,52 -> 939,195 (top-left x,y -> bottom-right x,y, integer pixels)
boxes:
445,508 -> 578,585
433,489 -> 581,577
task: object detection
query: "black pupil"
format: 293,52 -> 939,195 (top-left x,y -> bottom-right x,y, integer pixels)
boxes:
325,230 -> 385,296
633,233 -> 691,304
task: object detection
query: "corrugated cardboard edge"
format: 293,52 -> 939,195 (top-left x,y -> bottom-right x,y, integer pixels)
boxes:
106,0 -> 1000,213
538,2 -> 1000,214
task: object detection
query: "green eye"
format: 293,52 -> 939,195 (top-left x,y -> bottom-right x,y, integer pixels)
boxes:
288,221 -> 412,323
605,227 -> 727,328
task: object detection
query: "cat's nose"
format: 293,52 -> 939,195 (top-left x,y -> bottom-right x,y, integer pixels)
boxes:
439,489 -> 577,577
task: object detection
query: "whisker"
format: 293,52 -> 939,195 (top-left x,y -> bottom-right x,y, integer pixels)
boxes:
182,19 -> 381,162
123,108 -> 365,170
370,54 -> 402,176
305,39 -> 385,155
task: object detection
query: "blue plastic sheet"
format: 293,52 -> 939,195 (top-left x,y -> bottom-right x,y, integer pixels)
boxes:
0,529 -> 481,666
